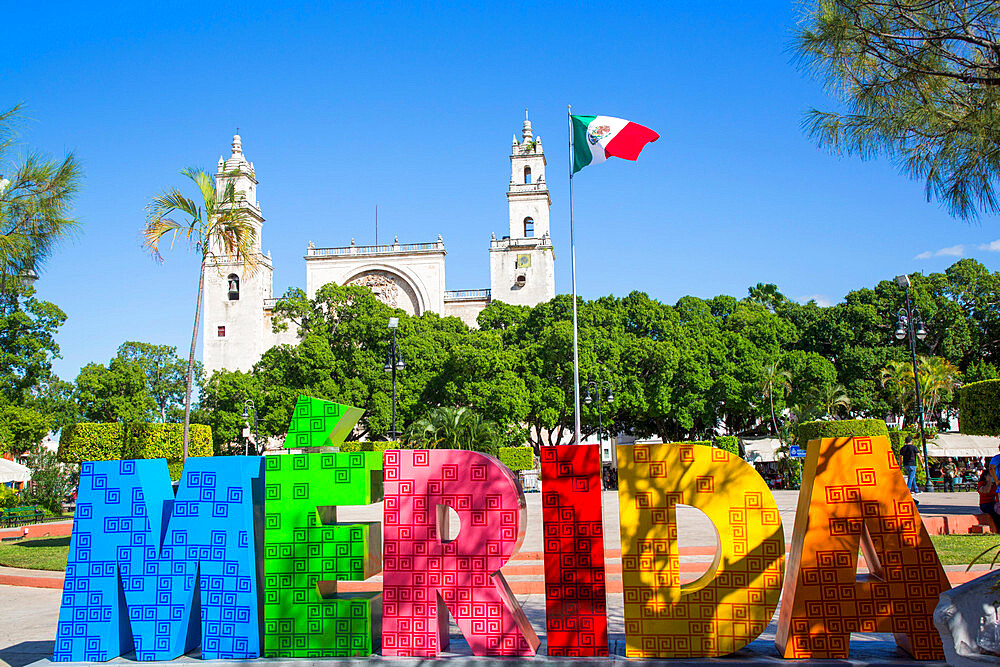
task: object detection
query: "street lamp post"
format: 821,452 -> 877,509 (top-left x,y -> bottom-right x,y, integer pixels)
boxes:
584,380 -> 614,451
384,317 -> 405,440
893,274 -> 932,492
241,399 -> 257,456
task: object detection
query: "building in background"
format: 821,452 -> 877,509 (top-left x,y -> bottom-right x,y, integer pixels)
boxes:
203,116 -> 555,375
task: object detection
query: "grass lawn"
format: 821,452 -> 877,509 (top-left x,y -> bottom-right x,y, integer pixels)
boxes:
930,534 -> 1000,566
0,533 -> 994,573
0,536 -> 69,571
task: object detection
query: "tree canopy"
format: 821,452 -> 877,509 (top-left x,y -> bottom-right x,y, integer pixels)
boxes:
196,258 -> 998,451
795,0 -> 1000,219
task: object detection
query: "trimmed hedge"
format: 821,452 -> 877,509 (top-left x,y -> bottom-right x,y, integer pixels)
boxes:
958,379 -> 1000,435
499,447 -> 533,472
338,441 -> 407,453
797,419 -> 888,445
58,423 -> 212,481
714,436 -> 739,456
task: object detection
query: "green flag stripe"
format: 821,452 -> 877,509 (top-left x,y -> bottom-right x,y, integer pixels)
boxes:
571,115 -> 596,173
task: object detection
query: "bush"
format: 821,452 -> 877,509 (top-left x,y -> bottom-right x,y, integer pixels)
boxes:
499,447 -> 533,472
714,436 -> 739,456
337,441 -> 406,453
958,380 -> 1000,435
797,419 -> 888,445
58,423 -> 212,481
25,445 -> 73,515
0,485 -> 19,509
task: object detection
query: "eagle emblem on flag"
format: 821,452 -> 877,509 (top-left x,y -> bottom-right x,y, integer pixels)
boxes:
587,125 -> 611,146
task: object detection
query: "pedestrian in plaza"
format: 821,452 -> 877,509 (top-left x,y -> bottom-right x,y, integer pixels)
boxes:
978,468 -> 1000,530
942,457 -> 958,493
991,443 -> 1000,488
900,435 -> 921,502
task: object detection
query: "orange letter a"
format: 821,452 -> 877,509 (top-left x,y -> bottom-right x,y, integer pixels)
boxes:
775,435 -> 949,660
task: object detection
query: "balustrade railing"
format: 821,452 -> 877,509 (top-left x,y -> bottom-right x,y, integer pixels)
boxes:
444,289 -> 491,301
309,241 -> 443,257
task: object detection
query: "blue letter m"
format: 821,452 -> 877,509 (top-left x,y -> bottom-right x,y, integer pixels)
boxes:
54,457 -> 263,661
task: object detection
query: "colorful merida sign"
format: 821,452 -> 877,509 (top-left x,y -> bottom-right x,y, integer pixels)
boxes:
53,396 -> 950,662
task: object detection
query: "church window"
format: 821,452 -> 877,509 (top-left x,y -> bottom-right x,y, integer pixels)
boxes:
217,326 -> 226,337
227,274 -> 240,300
524,166 -> 531,184
524,217 -> 534,237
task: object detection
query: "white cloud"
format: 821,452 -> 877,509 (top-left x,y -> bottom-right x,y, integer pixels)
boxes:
915,244 -> 969,259
798,294 -> 834,307
979,239 -> 1000,252
936,244 -> 966,257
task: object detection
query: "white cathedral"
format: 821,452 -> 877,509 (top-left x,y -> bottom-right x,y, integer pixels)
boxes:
203,117 -> 556,375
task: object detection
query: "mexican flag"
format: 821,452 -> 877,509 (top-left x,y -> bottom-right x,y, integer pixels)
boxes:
571,115 -> 659,173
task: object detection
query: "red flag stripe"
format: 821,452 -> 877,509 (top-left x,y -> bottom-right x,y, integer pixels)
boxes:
603,122 -> 659,162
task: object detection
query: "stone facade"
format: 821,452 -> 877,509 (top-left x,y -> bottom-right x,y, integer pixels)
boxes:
203,117 -> 555,376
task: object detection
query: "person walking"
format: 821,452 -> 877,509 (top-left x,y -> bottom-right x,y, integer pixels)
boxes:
900,435 -> 921,503
942,457 -> 958,493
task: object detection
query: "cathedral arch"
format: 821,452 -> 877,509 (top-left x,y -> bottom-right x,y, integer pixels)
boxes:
524,217 -> 534,237
341,264 -> 427,316
524,166 -> 531,184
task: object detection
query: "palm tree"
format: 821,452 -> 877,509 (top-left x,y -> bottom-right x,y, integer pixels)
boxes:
0,104 -> 82,307
760,360 -> 791,440
880,356 -> 961,426
142,168 -> 259,461
918,356 -> 961,423
405,406 -> 501,454
880,359 -> 915,421
815,383 -> 851,419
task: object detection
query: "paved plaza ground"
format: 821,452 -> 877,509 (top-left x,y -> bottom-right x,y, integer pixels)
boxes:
0,490 -> 990,666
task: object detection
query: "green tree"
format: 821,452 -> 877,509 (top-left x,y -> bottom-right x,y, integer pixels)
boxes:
815,383 -> 852,418
198,369 -> 283,454
116,341 -> 197,422
881,355 -> 962,425
0,283 -> 66,403
24,443 -> 72,514
0,403 -> 49,455
0,104 -> 82,302
760,360 -> 791,439
404,406 -> 502,456
143,168 -> 260,461
73,358 -> 155,424
795,1 -> 1000,219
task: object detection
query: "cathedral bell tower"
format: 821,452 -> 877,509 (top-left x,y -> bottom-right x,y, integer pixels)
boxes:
489,115 -> 555,305
202,133 -> 276,375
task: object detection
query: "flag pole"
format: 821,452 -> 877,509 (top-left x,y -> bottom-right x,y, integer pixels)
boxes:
568,105 -> 582,445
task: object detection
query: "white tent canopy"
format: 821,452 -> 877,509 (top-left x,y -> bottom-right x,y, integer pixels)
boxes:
0,458 -> 30,484
926,433 -> 999,459
743,437 -> 782,463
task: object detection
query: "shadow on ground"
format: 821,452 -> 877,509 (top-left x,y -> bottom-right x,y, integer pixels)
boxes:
13,538 -> 70,549
917,503 -> 981,515
0,640 -> 53,667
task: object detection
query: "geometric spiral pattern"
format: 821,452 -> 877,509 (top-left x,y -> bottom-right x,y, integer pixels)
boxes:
776,435 -> 950,661
284,395 -> 364,449
540,444 -> 609,656
263,451 -> 383,658
617,443 -> 785,658
54,457 -> 263,662
381,449 -> 540,657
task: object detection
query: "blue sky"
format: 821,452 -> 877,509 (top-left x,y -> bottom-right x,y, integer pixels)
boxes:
4,1 -> 1000,381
